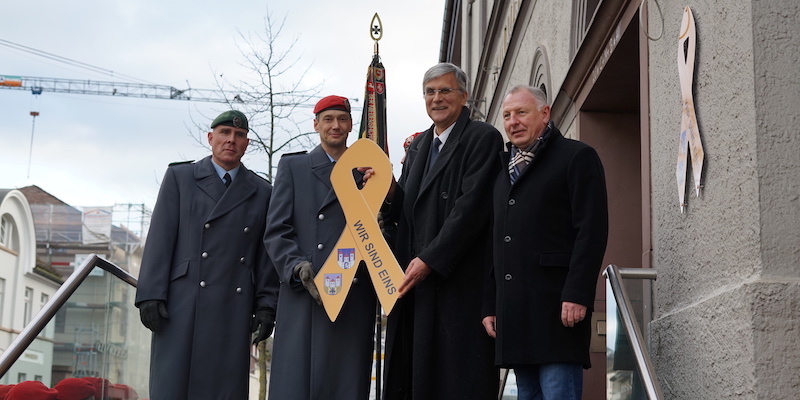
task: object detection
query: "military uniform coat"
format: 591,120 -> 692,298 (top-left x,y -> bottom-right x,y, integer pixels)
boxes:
485,126 -> 608,368
135,156 -> 278,400
383,107 -> 502,399
264,145 -> 376,400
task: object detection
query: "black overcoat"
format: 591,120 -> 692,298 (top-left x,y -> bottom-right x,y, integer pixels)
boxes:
264,145 -> 376,400
384,107 -> 502,399
486,126 -> 608,367
135,156 -> 278,400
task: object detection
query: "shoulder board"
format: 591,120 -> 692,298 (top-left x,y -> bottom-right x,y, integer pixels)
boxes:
168,160 -> 194,166
281,151 -> 307,157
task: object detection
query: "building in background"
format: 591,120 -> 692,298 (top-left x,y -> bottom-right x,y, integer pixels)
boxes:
440,0 -> 799,398
0,186 -> 149,390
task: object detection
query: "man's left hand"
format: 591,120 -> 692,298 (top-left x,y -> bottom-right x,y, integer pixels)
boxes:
251,307 -> 276,344
482,316 -> 497,338
398,257 -> 431,298
561,301 -> 587,328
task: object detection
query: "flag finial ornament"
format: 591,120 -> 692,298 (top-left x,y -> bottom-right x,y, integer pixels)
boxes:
371,13 -> 383,54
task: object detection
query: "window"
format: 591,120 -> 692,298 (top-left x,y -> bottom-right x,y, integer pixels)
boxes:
571,0 -> 603,55
17,372 -> 26,383
530,47 -> 552,103
23,287 -> 33,326
0,215 -> 12,248
34,374 -> 43,382
40,293 -> 49,311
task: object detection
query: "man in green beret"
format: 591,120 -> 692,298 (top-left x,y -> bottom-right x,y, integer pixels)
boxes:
136,110 -> 279,400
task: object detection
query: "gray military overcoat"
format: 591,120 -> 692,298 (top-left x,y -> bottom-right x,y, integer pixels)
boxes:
135,156 -> 278,400
264,145 -> 376,400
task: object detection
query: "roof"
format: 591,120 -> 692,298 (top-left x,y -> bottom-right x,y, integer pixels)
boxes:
17,185 -> 78,209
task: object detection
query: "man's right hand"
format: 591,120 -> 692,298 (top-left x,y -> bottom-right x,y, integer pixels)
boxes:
397,257 -> 432,298
139,300 -> 169,332
294,261 -> 322,305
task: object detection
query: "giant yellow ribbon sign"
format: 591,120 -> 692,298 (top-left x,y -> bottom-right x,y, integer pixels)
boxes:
314,139 -> 405,321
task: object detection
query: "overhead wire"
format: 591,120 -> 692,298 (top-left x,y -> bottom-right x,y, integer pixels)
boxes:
0,38 -> 155,84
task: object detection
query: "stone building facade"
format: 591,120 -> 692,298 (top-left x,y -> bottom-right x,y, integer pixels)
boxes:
439,0 -> 800,398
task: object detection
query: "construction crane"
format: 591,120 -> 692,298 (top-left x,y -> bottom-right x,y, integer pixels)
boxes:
0,74 -> 271,106
0,40 -> 353,108
0,74 -> 359,110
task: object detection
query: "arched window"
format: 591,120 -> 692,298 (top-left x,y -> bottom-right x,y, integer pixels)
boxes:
0,214 -> 16,251
530,47 -> 552,104
571,0 -> 603,55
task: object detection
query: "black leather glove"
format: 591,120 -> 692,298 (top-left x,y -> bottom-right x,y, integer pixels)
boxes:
377,211 -> 386,234
139,300 -> 169,332
251,307 -> 276,344
294,261 -> 322,305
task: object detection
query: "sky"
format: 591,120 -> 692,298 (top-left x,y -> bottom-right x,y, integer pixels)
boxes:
0,0 -> 444,231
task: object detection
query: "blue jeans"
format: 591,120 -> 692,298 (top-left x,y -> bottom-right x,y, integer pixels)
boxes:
514,363 -> 583,400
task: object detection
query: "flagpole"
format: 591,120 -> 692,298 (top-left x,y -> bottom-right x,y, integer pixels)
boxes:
369,13 -> 385,400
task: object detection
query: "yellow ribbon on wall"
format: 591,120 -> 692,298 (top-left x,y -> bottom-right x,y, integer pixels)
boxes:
676,6 -> 705,213
314,139 -> 404,321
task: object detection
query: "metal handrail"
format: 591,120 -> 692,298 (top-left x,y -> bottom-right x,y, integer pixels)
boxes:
0,254 -> 136,377
604,264 -> 664,400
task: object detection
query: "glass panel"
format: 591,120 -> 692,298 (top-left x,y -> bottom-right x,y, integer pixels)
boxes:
1,266 -> 151,398
502,369 -> 518,399
606,279 -> 647,400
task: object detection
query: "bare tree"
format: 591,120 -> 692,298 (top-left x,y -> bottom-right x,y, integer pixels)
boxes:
193,10 -> 322,182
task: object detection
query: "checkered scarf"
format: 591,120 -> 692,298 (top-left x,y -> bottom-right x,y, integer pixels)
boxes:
509,125 -> 551,184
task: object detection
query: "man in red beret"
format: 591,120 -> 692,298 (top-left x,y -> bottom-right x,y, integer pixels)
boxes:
264,95 -> 377,399
54,378 -> 96,400
7,381 -> 58,400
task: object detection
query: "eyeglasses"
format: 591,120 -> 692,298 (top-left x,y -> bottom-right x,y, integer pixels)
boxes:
424,88 -> 461,97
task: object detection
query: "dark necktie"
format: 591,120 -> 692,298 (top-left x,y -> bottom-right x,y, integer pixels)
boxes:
429,137 -> 441,169
223,172 -> 232,188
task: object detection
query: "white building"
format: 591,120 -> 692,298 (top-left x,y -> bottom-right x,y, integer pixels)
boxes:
0,189 -> 59,385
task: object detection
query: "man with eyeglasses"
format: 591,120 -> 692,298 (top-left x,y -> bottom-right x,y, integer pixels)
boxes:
379,63 -> 503,399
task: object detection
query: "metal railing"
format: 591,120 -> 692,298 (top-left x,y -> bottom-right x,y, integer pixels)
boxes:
604,264 -> 664,400
0,254 -> 137,377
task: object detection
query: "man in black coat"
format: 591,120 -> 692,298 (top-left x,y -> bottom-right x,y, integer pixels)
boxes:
135,110 -> 279,400
381,63 -> 502,399
482,85 -> 608,400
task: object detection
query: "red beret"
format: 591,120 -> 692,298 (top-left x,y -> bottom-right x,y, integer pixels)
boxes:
81,377 -> 111,399
403,132 -> 423,150
313,95 -> 351,115
54,378 -> 96,400
7,381 -> 58,400
0,385 -> 15,400
109,384 -> 138,400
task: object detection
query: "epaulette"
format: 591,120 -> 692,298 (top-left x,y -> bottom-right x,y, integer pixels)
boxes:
281,151 -> 307,157
168,160 -> 194,166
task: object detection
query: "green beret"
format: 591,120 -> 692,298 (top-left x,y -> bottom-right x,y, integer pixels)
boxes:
211,110 -> 249,131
